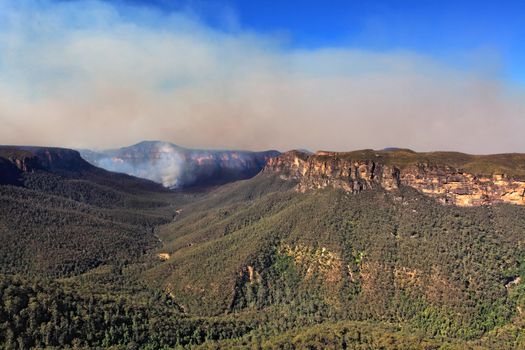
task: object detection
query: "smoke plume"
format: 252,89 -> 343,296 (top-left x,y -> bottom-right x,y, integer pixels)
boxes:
0,1 -> 524,154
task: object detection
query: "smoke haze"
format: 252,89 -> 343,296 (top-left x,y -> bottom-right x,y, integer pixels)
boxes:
1,1 -> 524,154
93,143 -> 185,188
79,141 -> 278,188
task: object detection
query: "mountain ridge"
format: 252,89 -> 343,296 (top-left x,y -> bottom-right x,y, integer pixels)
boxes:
0,145 -> 169,193
1,144 -> 525,348
264,149 -> 525,206
79,140 -> 280,189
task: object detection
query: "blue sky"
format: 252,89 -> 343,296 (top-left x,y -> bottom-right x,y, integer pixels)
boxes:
1,0 -> 525,152
107,0 -> 525,84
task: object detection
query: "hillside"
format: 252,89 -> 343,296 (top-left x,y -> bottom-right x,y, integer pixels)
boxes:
314,148 -> 525,177
2,146 -> 525,348
0,146 -> 180,276
266,149 -> 525,206
143,168 -> 525,347
79,141 -> 280,188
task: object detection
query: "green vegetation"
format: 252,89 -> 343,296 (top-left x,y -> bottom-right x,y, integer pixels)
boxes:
1,147 -> 525,348
195,321 -> 466,349
145,173 -> 525,347
0,167 -> 182,277
0,273 -> 253,349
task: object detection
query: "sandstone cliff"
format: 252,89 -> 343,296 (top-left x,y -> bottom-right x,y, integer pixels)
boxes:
0,146 -> 93,173
0,146 -> 97,185
264,150 -> 525,206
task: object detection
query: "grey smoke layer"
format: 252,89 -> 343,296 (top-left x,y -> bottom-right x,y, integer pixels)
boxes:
1,1 -> 525,154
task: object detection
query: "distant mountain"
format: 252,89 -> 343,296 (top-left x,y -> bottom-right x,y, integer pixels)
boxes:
79,141 -> 280,188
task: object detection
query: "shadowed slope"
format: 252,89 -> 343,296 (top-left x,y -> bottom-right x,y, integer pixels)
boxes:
0,145 -> 178,276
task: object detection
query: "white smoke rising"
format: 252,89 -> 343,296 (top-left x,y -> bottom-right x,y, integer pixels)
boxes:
156,144 -> 185,188
92,143 -> 185,188
80,141 -> 276,188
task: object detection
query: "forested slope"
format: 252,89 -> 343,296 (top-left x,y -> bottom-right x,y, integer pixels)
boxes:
1,146 -> 525,349
0,146 -> 178,276
146,173 -> 525,347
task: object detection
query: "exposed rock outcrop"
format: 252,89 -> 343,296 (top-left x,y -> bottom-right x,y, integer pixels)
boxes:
0,146 -> 96,185
264,150 -> 525,206
0,146 -> 93,173
0,157 -> 23,185
265,150 -> 400,193
401,164 -> 525,206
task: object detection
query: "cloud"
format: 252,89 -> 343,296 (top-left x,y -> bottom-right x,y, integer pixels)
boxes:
0,0 -> 524,154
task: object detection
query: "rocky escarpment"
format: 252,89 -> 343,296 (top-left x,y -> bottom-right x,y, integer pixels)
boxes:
0,146 -> 95,185
401,164 -> 525,206
265,150 -> 400,193
264,150 -> 525,206
0,146 -> 94,172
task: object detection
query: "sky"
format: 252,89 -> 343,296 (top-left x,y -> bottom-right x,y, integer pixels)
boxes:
0,0 -> 524,153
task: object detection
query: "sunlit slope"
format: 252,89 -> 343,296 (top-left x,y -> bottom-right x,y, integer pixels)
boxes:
146,172 -> 525,339
322,148 -> 525,178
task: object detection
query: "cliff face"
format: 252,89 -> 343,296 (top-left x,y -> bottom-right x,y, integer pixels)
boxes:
264,150 -> 525,206
0,146 -> 96,186
80,141 -> 280,188
401,164 -> 525,206
265,151 -> 400,193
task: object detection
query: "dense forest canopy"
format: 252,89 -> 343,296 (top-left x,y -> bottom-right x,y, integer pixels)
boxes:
1,146 -> 525,349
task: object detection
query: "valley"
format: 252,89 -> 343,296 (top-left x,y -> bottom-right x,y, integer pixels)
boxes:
2,1 -> 523,348
1,145 -> 525,349
79,141 -> 279,189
